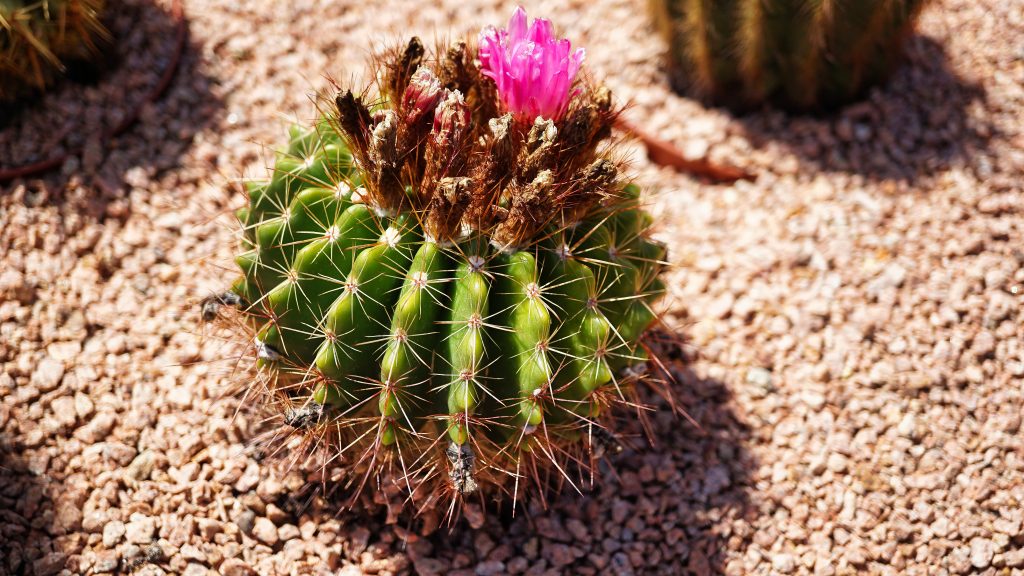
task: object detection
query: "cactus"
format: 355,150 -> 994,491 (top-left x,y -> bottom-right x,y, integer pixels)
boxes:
209,8 -> 669,506
650,0 -> 931,110
0,0 -> 109,101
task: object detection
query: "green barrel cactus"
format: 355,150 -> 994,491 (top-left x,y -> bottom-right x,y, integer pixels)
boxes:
206,9 -> 669,504
0,0 -> 109,101
650,0 -> 931,110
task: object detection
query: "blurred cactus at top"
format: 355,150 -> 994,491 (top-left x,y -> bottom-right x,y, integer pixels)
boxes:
0,0 -> 108,101
650,0 -> 931,110
209,6 -> 671,507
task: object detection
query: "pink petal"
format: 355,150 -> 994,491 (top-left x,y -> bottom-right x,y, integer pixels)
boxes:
508,6 -> 528,42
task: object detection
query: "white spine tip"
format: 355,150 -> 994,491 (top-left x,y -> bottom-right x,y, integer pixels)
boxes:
381,227 -> 402,247
411,271 -> 429,289
623,362 -> 648,379
424,234 -> 455,248
255,338 -> 280,361
558,243 -> 571,261
489,237 -> 518,254
373,205 -> 397,218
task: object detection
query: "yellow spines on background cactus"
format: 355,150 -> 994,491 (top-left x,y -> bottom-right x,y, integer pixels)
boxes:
650,0 -> 932,110
0,0 -> 109,101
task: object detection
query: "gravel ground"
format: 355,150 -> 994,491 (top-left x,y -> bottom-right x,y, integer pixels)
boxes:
1,0 -> 1022,575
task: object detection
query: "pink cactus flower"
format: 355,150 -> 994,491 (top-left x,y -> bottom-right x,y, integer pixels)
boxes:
478,6 -> 585,122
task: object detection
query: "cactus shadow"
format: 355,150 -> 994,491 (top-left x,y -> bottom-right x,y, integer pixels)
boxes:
0,439 -> 62,575
401,345 -> 757,575
0,0 -> 222,196
733,35 -> 993,183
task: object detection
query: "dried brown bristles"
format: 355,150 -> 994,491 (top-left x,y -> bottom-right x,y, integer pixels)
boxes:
322,36 -> 624,250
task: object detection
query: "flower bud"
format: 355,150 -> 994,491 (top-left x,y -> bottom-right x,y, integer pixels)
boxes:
402,66 -> 443,125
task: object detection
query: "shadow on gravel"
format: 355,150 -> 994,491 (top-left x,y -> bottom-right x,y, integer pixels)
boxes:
0,442 -> 62,575
398,340 -> 757,576
735,35 -> 991,182
240,328 -> 757,574
0,0 -> 223,199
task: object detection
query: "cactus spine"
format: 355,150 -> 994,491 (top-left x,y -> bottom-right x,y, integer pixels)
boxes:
0,0 -> 109,101
211,20 -> 669,507
650,0 -> 931,110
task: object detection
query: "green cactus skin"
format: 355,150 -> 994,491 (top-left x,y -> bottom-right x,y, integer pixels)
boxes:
225,122 -> 667,496
0,0 -> 109,101
212,36 -> 671,505
650,0 -> 931,110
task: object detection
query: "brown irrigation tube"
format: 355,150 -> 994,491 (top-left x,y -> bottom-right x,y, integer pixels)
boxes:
615,117 -> 754,183
0,0 -> 187,183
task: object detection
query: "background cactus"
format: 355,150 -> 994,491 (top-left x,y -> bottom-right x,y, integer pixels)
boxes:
0,0 -> 109,101
209,8 -> 670,508
650,0 -> 931,110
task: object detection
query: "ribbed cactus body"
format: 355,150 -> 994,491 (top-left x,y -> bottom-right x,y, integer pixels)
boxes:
212,21 -> 671,504
651,0 -> 930,110
232,124 -> 665,454
0,0 -> 108,101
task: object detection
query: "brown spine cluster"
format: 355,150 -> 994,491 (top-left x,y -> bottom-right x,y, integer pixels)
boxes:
328,37 -> 622,248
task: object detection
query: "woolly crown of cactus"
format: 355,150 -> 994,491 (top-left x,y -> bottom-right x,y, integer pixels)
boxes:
0,0 -> 109,102
210,7 -> 671,513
